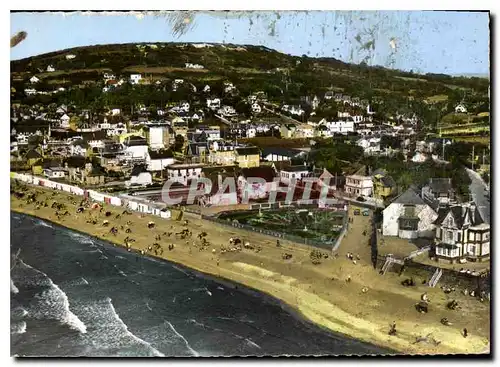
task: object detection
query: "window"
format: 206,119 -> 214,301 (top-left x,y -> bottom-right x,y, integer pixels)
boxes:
404,205 -> 416,217
457,232 -> 461,242
446,231 -> 453,242
399,218 -> 419,231
484,233 -> 489,241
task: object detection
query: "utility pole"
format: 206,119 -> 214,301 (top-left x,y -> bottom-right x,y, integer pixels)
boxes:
472,145 -> 475,171
440,128 -> 445,161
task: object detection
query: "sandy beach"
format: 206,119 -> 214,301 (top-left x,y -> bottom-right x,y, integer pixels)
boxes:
10,183 -> 490,355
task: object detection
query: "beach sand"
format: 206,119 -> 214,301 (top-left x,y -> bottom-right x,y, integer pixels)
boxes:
10,184 -> 490,355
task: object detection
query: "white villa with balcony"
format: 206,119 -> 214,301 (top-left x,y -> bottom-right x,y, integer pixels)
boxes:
433,202 -> 490,263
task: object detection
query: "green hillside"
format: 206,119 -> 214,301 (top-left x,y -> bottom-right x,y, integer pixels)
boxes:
10,42 -> 490,126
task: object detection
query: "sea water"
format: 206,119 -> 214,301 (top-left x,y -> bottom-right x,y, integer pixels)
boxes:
10,212 -> 391,357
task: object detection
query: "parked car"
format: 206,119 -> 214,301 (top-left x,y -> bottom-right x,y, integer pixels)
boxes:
357,196 -> 366,202
354,209 -> 361,216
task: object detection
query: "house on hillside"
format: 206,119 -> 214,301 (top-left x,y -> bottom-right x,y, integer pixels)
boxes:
25,149 -> 43,174
279,165 -> 311,185
64,158 -> 106,186
206,98 -> 221,110
208,141 -> 238,165
295,124 -> 315,138
127,164 -> 152,187
382,187 -> 438,239
186,142 -> 210,163
357,137 -> 381,155
43,164 -> 67,179
345,174 -> 373,197
372,169 -> 397,201
24,88 -> 37,96
146,149 -> 175,172
130,74 -> 142,84
280,124 -> 297,139
261,147 -> 304,162
238,166 -> 277,201
251,103 -> 262,114
234,147 -> 260,168
455,103 -> 468,114
166,163 -> 205,186
218,105 -> 237,117
200,165 -> 239,206
146,125 -> 171,149
323,120 -> 355,134
433,202 -> 489,262
70,140 -> 89,157
411,151 -> 428,163
46,65 -> 55,72
29,76 -> 40,84
123,136 -> 148,161
421,178 -> 456,206
60,114 -> 70,129
324,91 -> 334,100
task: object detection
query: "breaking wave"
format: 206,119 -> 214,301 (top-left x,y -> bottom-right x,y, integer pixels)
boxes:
11,321 -> 27,335
11,279 -> 19,294
165,321 -> 199,356
33,220 -> 53,229
17,260 -> 87,334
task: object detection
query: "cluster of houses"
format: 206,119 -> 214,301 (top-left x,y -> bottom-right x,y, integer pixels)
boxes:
12,63 -> 489,265
382,178 -> 489,263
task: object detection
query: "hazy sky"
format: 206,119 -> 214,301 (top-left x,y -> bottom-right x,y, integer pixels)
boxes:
10,11 -> 490,75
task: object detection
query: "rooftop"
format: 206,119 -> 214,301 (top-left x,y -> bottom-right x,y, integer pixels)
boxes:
235,147 -> 260,156
281,165 -> 310,173
391,187 -> 427,206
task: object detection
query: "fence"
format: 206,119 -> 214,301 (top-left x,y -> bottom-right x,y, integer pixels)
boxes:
405,245 -> 431,260
249,199 -> 347,212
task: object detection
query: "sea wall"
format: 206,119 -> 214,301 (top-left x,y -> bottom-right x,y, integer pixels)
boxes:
11,173 -> 171,220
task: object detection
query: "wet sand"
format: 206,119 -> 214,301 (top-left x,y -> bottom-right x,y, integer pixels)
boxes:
11,184 -> 490,355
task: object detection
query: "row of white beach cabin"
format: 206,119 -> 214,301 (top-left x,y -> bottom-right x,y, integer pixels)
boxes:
11,173 -> 171,219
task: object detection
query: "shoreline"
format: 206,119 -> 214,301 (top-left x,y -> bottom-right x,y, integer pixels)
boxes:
10,185 -> 491,355
12,211 -> 392,356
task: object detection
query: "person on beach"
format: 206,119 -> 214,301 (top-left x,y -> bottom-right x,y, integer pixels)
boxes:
463,328 -> 468,338
389,321 -> 397,336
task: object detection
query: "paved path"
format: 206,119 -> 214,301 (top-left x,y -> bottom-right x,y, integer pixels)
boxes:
466,168 -> 490,224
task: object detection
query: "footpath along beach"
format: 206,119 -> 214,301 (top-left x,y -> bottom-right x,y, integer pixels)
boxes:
10,183 -> 490,355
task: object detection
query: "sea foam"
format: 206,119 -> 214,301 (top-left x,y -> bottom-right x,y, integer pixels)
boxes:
165,321 -> 199,356
11,279 -> 19,294
18,260 -> 87,334
107,298 -> 164,357
11,321 -> 27,335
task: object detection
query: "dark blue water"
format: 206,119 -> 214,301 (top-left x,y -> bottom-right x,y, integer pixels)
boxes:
10,212 -> 391,357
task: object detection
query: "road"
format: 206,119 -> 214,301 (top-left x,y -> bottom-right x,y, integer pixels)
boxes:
466,167 -> 490,224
